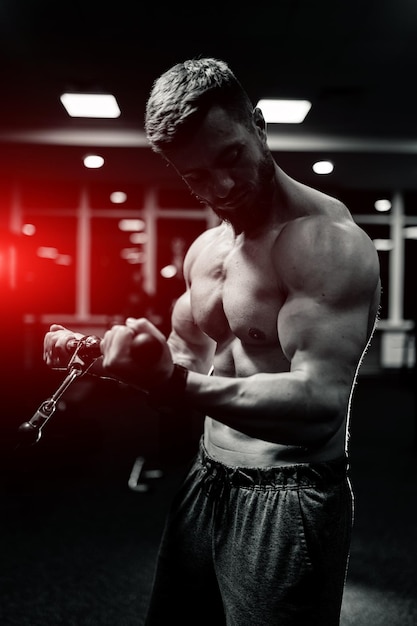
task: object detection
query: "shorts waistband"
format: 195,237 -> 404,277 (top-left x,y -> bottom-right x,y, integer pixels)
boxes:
198,438 -> 347,489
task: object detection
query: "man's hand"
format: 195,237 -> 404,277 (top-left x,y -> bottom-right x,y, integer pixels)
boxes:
43,324 -> 84,369
100,317 -> 174,390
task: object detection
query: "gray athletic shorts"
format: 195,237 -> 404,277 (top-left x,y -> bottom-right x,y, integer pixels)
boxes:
145,437 -> 353,626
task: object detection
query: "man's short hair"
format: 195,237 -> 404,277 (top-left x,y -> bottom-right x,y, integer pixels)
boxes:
145,57 -> 254,154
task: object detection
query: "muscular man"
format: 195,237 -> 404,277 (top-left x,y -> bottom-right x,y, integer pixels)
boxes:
44,58 -> 381,625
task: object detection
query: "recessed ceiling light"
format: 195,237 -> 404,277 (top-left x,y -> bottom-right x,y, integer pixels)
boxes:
22,223 -> 36,236
110,191 -> 127,204
374,199 -> 391,212
160,264 -> 178,278
312,160 -> 334,174
60,93 -> 121,118
256,99 -> 311,123
83,154 -> 104,169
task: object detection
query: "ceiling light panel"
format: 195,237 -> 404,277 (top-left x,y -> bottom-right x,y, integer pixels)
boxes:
257,99 -> 311,123
60,93 -> 121,118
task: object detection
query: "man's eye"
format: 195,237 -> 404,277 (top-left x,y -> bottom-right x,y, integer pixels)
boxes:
222,148 -> 240,166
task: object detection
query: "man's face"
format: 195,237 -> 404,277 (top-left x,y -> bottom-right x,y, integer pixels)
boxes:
166,105 -> 276,233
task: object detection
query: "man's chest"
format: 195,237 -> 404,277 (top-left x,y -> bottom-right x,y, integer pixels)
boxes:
188,240 -> 285,344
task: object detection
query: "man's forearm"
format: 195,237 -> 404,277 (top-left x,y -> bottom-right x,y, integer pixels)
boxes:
183,370 -> 342,447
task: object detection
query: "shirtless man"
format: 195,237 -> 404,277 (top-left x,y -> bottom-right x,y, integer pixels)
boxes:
43,58 -> 381,625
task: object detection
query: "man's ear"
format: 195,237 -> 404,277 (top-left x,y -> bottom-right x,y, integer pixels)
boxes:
253,107 -> 267,138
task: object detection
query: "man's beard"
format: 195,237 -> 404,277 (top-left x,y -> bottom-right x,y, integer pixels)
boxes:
204,152 -> 276,234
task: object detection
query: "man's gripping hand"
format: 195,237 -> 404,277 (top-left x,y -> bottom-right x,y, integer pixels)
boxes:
100,317 -> 174,391
43,324 -> 85,369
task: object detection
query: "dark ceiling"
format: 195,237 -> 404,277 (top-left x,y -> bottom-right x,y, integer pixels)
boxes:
1,0 -> 417,197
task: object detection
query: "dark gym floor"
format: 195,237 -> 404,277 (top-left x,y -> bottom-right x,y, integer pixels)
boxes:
1,368 -> 416,626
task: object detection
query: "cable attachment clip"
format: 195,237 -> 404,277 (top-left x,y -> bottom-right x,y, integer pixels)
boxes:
18,335 -> 102,445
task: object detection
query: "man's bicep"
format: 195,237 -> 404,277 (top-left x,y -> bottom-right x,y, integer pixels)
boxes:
168,291 -> 216,373
278,293 -> 369,379
277,220 -> 379,377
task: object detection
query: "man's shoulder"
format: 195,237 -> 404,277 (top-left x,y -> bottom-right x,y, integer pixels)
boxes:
183,223 -> 226,275
187,223 -> 224,254
276,212 -> 379,289
281,208 -> 364,249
